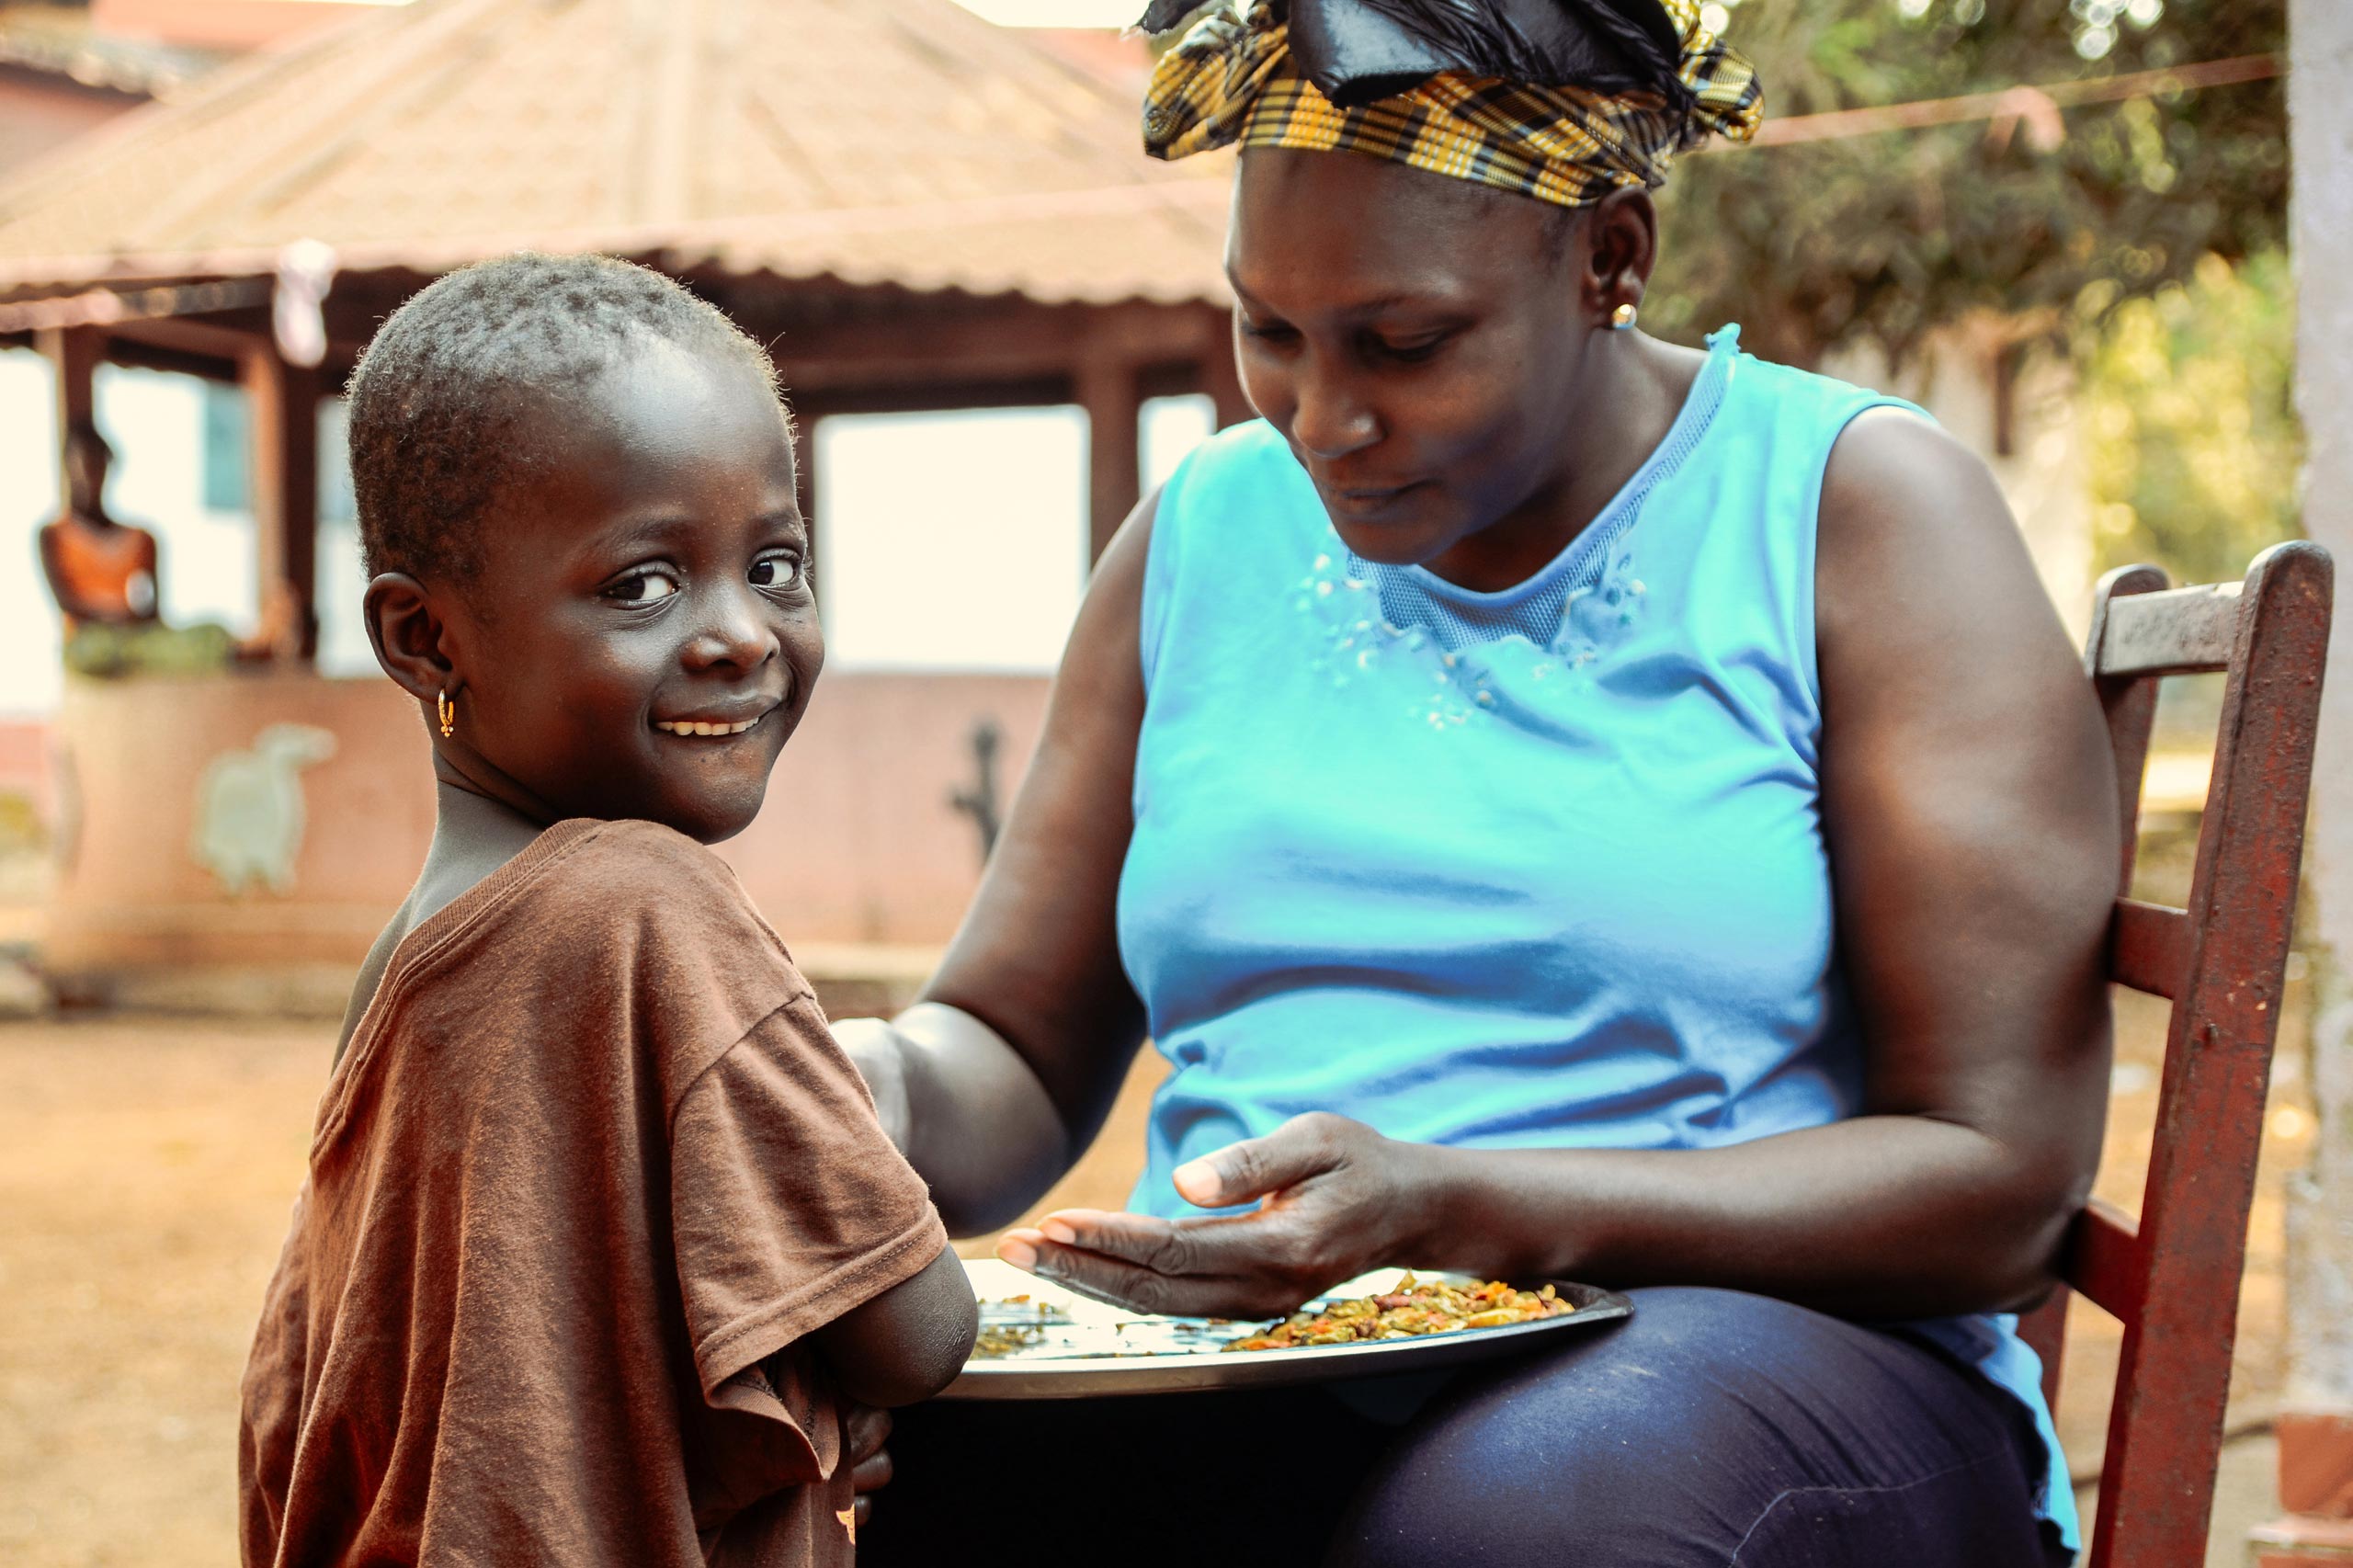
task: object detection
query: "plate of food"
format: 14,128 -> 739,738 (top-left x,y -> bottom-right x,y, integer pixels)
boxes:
942,1258 -> 1631,1400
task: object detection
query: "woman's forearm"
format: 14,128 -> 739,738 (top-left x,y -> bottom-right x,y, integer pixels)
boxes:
837,1003 -> 1075,1237
1407,1115 -> 2084,1320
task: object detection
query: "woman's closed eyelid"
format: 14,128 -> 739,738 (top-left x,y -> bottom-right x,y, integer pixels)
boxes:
1370,321 -> 1457,351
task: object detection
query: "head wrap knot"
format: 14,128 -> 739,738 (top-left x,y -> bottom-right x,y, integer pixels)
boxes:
1141,0 -> 1762,210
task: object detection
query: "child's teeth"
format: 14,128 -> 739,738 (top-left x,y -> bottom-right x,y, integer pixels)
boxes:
658,715 -> 757,734
659,716 -> 758,735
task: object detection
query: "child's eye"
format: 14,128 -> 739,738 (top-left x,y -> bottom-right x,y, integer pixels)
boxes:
749,553 -> 803,591
608,569 -> 680,604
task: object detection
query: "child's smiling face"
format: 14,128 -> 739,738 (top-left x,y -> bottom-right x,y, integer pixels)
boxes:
438,335 -> 819,842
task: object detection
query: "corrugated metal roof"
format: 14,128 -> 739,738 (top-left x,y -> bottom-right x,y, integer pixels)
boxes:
0,0 -> 1233,304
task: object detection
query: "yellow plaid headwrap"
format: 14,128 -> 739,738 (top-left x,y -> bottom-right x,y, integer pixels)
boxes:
1142,0 -> 1762,209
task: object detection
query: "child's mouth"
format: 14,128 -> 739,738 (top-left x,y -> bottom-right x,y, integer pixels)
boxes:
654,713 -> 766,738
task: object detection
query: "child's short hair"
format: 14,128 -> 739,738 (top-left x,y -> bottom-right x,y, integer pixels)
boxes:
347,252 -> 784,585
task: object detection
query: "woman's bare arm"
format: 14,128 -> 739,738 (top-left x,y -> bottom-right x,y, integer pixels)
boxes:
835,495 -> 1157,1235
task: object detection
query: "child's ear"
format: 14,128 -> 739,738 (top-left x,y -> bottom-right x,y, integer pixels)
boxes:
364,572 -> 462,705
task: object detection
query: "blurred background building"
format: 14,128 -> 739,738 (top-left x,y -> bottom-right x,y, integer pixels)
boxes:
0,0 -> 1252,1002
0,0 -> 2301,1002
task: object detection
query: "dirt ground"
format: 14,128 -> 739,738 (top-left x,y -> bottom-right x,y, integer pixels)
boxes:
0,823 -> 2313,1562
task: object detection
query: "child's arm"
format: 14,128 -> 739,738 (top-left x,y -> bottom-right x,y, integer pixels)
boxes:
805,1244 -> 977,1408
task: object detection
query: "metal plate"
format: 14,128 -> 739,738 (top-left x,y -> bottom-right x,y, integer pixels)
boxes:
941,1259 -> 1633,1401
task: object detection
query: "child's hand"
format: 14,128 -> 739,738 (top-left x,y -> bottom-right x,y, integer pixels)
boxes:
846,1404 -> 892,1529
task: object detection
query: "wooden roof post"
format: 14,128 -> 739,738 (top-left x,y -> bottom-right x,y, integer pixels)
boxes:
1199,312 -> 1253,433
242,344 -> 320,662
37,324 -> 99,445
1079,353 -> 1142,565
2264,4 -> 2353,1561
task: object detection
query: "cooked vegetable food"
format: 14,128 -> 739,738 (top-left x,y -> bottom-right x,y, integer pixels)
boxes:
972,1324 -> 1048,1358
1223,1274 -> 1570,1352
972,1296 -> 1071,1360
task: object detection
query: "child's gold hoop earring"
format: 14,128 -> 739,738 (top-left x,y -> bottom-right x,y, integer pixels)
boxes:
1609,302 -> 1639,331
438,690 -> 456,739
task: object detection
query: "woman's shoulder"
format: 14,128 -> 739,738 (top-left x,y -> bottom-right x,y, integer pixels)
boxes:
1161,418 -> 1307,514
1151,417 -> 1322,575
1713,330 -> 1927,433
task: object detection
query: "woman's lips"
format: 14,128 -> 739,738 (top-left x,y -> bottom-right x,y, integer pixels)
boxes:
1326,479 -> 1427,517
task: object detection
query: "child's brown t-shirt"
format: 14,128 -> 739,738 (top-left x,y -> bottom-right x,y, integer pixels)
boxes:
239,819 -> 949,1567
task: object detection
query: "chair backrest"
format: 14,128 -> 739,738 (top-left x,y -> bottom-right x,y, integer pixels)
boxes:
2014,540 -> 2333,1568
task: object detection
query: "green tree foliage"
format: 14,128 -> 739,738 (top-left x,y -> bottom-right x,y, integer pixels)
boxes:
1650,0 -> 2288,369
2080,248 -> 2300,584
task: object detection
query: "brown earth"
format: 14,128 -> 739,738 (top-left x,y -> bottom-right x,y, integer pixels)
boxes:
0,822 -> 2310,1562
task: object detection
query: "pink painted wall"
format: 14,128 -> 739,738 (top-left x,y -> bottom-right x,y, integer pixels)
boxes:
91,0 -> 371,52
0,718 -> 55,824
0,72 -> 141,176
41,669 -> 1049,977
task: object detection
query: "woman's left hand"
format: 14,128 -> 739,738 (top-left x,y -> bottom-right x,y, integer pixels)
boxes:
993,1112 -> 1440,1319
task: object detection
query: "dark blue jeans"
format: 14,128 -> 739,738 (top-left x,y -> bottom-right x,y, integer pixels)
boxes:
862,1287 -> 2069,1566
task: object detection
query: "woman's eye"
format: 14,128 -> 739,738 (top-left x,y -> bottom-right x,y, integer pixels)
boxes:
1376,334 -> 1449,363
750,554 -> 803,590
608,569 -> 680,604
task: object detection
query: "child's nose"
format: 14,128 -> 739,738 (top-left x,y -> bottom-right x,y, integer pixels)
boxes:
682,586 -> 777,671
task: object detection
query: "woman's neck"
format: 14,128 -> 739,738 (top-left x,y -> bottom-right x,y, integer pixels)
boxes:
1431,332 -> 1705,593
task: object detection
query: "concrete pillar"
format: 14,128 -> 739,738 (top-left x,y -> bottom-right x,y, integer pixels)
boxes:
2263,1 -> 2353,1557
1199,321 -> 1255,432
242,345 -> 320,662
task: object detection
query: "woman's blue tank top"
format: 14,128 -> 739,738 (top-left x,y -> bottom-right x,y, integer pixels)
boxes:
1116,327 -> 2076,1553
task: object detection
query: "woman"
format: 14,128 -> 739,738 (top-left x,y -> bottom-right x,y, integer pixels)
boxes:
841,3 -> 2115,1562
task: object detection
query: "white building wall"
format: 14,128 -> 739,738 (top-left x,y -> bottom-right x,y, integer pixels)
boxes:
2286,0 -> 2353,1416
1822,322 -> 2097,641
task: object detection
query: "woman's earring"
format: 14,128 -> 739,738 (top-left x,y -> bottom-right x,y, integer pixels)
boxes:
438,690 -> 456,739
1609,302 -> 1639,331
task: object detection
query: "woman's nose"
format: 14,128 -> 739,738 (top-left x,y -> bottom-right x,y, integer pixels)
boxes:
1290,365 -> 1380,462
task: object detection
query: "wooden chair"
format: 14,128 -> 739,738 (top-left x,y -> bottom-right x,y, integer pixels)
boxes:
2015,540 -> 2334,1568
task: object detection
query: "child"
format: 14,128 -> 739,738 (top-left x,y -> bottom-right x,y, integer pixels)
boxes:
238,253 -> 976,1567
